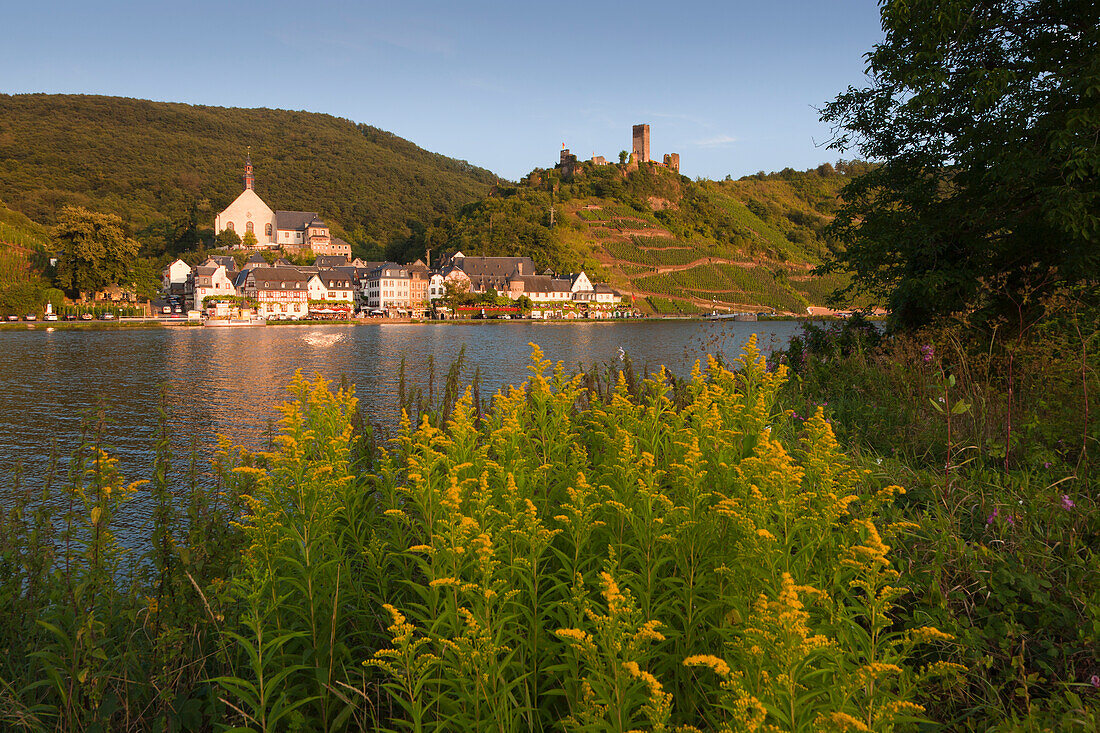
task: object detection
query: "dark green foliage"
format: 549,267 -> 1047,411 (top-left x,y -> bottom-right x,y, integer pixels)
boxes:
775,299 -> 1100,726
0,94 -> 498,258
397,189 -> 588,274
53,206 -> 141,296
819,0 -> 1100,330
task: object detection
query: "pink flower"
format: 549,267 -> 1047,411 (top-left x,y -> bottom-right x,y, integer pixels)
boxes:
1090,674 -> 1100,689
1062,495 -> 1075,510
920,344 -> 934,363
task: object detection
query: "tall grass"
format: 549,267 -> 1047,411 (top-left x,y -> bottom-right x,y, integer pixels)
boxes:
778,304 -> 1100,729
1,339 -> 973,730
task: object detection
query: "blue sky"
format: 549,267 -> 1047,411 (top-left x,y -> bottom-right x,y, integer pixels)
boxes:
1,1 -> 884,181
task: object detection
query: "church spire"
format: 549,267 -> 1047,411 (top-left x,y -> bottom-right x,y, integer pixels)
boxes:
243,146 -> 255,191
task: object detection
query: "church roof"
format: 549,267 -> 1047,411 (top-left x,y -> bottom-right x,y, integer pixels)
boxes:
275,210 -> 323,231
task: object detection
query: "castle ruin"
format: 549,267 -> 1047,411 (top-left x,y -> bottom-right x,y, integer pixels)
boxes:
632,124 -> 651,163
557,124 -> 679,175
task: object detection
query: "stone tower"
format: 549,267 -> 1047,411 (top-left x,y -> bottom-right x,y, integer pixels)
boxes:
243,148 -> 255,191
632,124 -> 650,163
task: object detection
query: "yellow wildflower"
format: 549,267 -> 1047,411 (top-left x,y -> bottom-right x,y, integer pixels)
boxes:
908,626 -> 954,644
683,654 -> 731,679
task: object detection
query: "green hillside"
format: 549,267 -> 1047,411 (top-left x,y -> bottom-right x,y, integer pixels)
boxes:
0,201 -> 61,316
0,94 -> 498,256
400,160 -> 873,314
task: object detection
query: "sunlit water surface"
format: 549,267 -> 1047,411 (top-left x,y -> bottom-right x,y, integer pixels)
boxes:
0,321 -> 805,542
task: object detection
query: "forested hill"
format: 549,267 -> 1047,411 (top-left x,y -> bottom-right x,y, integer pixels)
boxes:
399,160 -> 874,314
0,94 -> 499,255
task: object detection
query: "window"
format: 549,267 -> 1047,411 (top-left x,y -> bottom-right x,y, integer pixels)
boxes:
246,221 -> 254,234
226,222 -> 235,232
265,223 -> 272,237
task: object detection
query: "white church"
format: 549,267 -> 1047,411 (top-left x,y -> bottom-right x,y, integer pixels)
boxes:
213,154 -> 351,257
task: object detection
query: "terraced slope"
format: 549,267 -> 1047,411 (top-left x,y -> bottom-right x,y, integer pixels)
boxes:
403,162 -> 869,314
0,203 -> 57,316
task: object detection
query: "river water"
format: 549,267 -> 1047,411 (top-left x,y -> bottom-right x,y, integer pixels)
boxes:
0,320 -> 805,533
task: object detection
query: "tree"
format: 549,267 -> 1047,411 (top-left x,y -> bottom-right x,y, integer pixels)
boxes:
53,206 -> 141,298
819,0 -> 1099,330
618,150 -> 629,165
217,228 -> 241,249
241,230 -> 258,248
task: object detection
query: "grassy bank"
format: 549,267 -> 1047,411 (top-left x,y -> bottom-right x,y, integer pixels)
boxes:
776,307 -> 1099,730
0,321 -> 1095,730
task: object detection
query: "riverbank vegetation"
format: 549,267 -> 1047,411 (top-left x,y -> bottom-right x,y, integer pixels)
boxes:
1,320 -> 1095,730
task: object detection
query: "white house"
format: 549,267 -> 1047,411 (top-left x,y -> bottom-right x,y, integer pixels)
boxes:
366,264 -> 411,311
162,259 -> 191,291
429,273 -> 446,301
307,269 -> 355,304
191,264 -> 237,308
240,267 -> 310,318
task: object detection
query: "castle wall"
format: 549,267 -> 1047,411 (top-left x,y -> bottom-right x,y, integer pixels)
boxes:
632,124 -> 650,163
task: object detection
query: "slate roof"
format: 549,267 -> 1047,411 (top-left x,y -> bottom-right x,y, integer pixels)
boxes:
370,263 -> 409,279
207,255 -> 237,271
275,210 -> 323,231
451,256 -> 536,278
192,265 -> 219,286
509,275 -> 554,293
316,269 -> 353,288
250,267 -> 310,290
314,255 -> 350,268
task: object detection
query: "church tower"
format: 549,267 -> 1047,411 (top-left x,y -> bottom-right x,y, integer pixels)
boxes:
243,148 -> 255,191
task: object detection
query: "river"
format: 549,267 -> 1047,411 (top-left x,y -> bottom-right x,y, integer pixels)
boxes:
0,320 -> 806,534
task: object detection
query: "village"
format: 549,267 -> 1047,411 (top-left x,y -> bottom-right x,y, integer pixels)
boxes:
160,154 -> 628,323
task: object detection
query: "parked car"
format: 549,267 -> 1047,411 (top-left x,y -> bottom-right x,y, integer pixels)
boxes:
80,313 -> 94,320
45,314 -> 58,321
162,305 -> 171,314
24,314 -> 36,321
100,313 -> 116,320
6,315 -> 18,321
64,314 -> 78,321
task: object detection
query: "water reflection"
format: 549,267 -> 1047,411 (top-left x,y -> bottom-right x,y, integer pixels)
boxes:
0,321 -> 805,527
